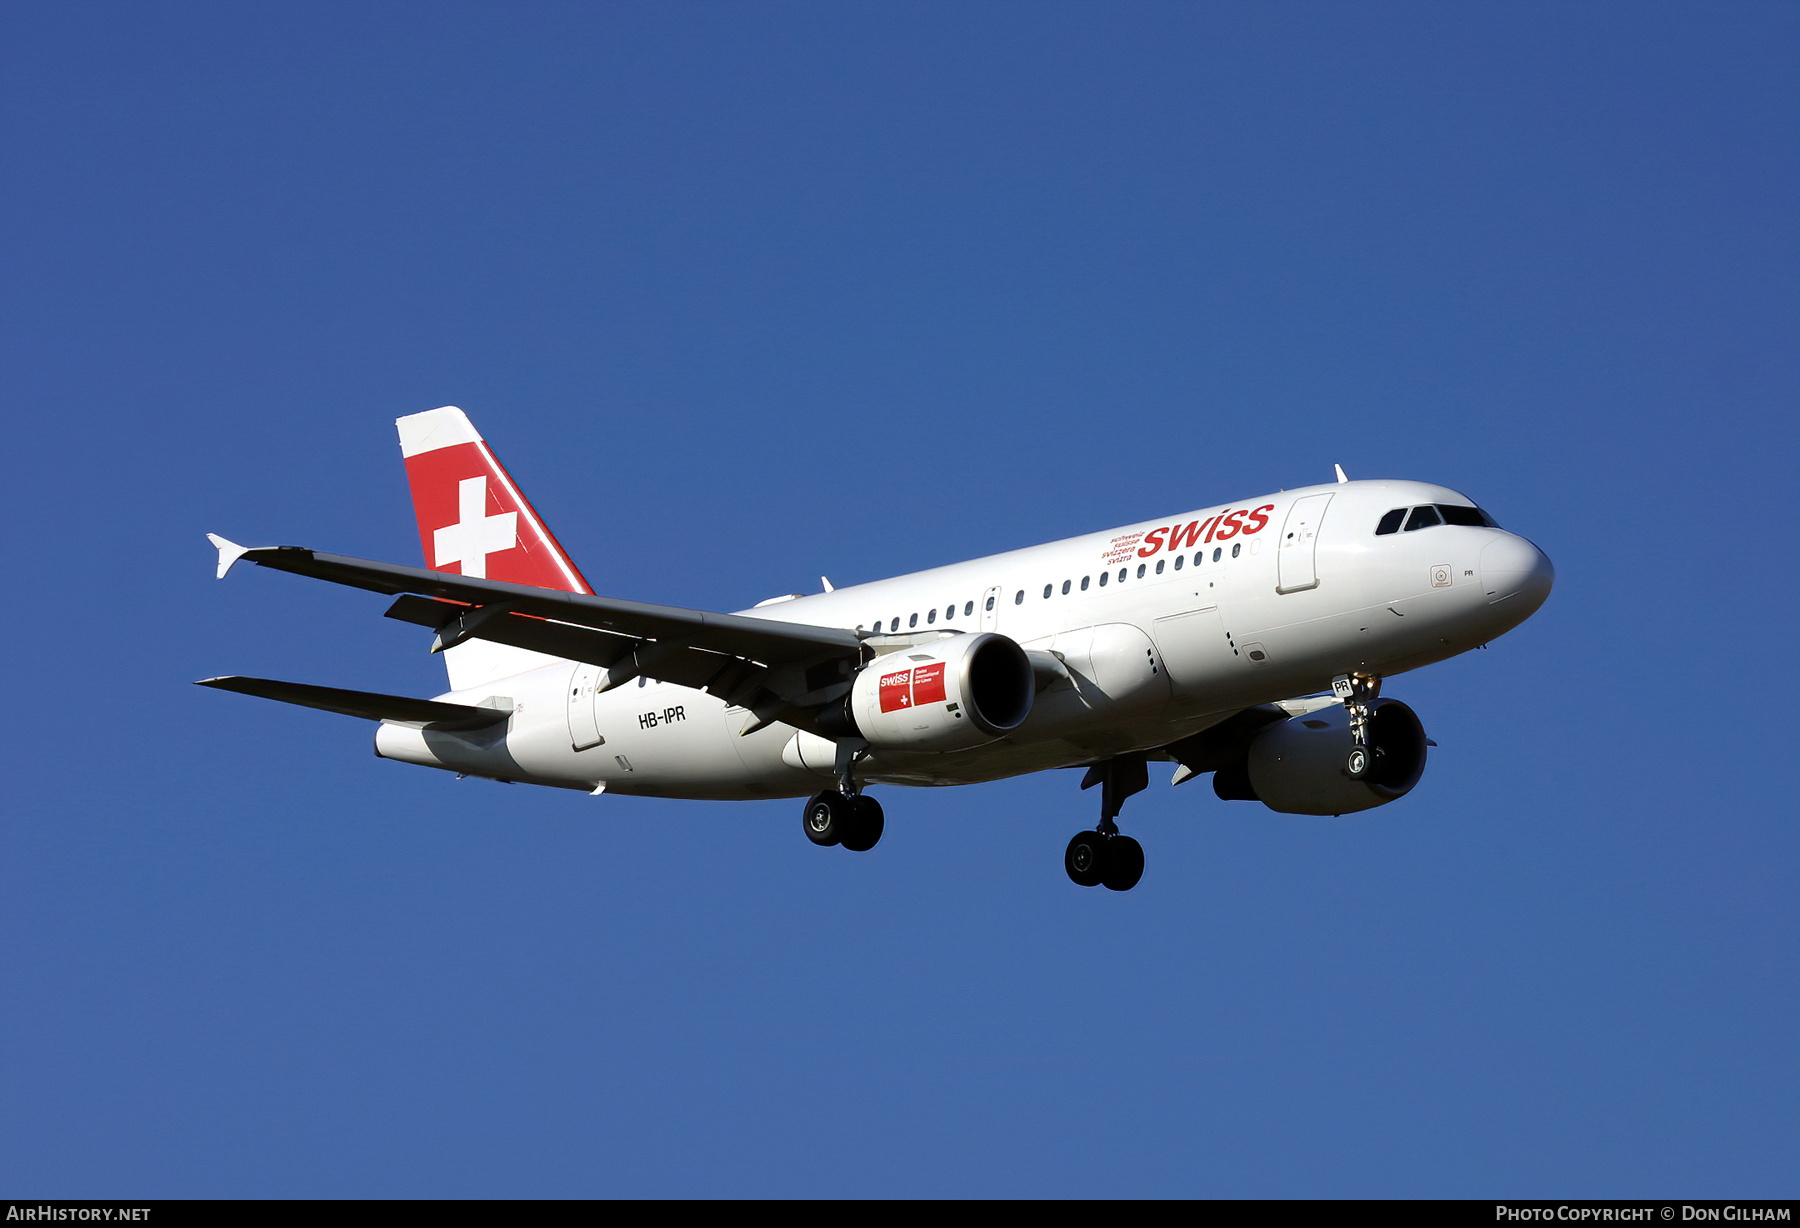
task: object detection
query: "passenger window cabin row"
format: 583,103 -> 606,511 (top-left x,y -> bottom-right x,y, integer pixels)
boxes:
860,597 -> 979,637
1042,544 -> 1240,601
856,503 -> 1499,635
855,542 -> 1244,635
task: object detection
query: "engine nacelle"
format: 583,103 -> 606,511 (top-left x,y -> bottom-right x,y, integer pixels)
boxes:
849,633 -> 1034,752
1219,698 -> 1428,815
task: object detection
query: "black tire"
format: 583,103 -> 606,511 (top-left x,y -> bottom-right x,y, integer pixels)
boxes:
1344,745 -> 1372,780
1102,835 -> 1144,892
839,795 -> 885,852
1064,830 -> 1109,887
803,791 -> 845,846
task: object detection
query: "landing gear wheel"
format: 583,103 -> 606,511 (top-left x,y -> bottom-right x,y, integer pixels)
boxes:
803,791 -> 847,847
1065,830 -> 1110,887
838,795 -> 885,852
1344,746 -> 1371,779
1102,835 -> 1144,892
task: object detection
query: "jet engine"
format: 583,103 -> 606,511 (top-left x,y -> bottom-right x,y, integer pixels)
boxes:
847,632 -> 1035,752
1213,698 -> 1428,815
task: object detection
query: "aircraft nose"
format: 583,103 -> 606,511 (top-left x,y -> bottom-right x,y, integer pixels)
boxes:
1480,533 -> 1554,610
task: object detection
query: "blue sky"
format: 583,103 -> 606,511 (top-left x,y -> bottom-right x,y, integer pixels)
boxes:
3,1 -> 1795,1196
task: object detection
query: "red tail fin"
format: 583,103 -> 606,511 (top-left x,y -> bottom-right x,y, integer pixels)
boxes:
395,406 -> 592,594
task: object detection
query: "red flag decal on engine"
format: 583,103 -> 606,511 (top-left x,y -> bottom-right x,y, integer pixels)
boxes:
879,664 -> 947,713
911,662 -> 947,706
879,669 -> 913,712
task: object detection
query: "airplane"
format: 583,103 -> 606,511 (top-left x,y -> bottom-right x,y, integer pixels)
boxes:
200,406 -> 1554,891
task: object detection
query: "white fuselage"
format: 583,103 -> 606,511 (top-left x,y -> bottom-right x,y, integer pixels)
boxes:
373,479 -> 1553,799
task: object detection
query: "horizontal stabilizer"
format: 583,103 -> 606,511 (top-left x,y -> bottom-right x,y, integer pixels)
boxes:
195,676 -> 512,731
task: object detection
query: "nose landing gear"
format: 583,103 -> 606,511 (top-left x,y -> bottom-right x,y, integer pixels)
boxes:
1065,755 -> 1148,891
1333,673 -> 1383,780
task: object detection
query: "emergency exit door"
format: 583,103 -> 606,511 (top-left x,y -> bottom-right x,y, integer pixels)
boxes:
980,585 -> 1003,631
567,662 -> 605,751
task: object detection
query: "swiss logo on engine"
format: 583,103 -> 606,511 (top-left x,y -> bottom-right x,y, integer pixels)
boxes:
878,664 -> 947,713
879,670 -> 913,712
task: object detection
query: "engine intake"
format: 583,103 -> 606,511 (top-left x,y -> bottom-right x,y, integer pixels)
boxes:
849,633 -> 1034,752
1215,697 -> 1428,815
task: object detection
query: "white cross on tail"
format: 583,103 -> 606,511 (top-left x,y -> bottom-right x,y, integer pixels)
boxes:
433,476 -> 517,578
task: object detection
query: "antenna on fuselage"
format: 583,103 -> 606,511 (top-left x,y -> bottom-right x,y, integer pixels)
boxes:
1334,464 -> 1349,484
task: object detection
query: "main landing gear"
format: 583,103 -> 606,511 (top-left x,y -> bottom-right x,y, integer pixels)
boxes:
803,790 -> 884,852
1066,755 -> 1147,891
803,737 -> 883,852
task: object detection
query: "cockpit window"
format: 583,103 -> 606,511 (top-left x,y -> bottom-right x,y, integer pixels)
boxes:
1437,503 -> 1498,528
1383,503 -> 1499,534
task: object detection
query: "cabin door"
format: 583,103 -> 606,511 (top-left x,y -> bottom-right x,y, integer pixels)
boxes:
1276,493 -> 1334,594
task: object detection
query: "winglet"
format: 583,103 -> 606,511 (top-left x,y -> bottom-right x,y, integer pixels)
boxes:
207,533 -> 252,579
1333,464 -> 1349,484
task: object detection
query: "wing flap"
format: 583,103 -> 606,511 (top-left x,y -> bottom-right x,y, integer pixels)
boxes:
384,595 -> 639,666
380,595 -> 754,695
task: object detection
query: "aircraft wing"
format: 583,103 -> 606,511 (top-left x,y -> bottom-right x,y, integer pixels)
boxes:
212,541 -> 857,661
209,538 -> 863,718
